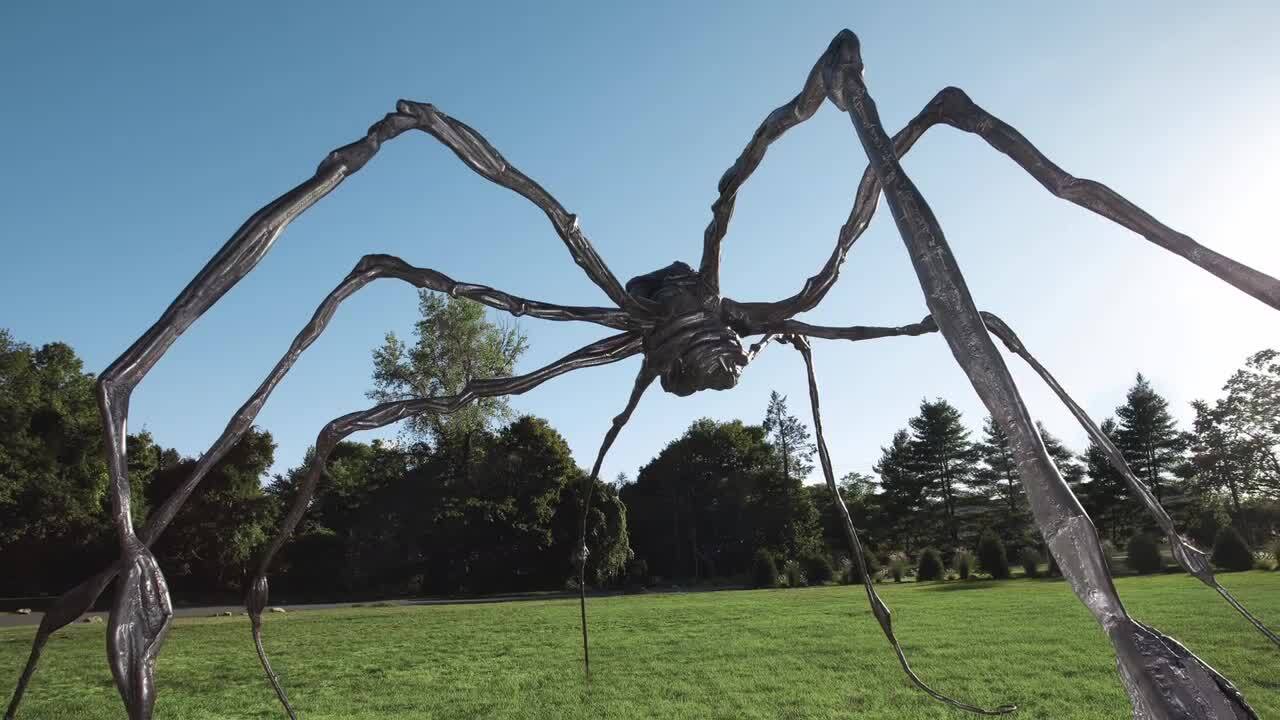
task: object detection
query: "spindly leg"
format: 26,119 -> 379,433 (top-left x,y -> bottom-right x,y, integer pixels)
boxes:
4,257 -> 633,720
82,107 -> 423,720
720,66 -> 1280,329
784,311 -> 1280,649
247,332 -> 642,718
823,29 -> 1254,718
785,334 -> 1015,715
22,88 -> 647,719
576,366 -> 656,677
394,101 -> 648,315
976,312 -> 1279,649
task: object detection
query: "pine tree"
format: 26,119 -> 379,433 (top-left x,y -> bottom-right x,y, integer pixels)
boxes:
1081,418 -> 1140,542
1039,422 -> 1084,487
973,416 -> 1024,537
874,429 -> 930,551
1114,374 -> 1188,504
907,399 -> 979,546
762,391 -> 816,483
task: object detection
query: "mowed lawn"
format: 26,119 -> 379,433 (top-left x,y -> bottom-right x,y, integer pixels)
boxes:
2,573 -> 1277,719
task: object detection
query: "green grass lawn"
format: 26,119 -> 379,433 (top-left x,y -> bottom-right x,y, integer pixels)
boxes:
3,572 -> 1277,719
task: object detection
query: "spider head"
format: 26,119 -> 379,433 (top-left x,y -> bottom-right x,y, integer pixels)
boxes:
626,262 -> 748,397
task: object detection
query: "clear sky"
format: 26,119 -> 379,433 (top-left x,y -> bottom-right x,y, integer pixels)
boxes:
2,1 -> 1278,486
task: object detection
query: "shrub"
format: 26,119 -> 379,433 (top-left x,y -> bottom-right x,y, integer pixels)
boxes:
1046,552 -> 1061,577
1211,527 -> 1253,572
799,551 -> 834,585
1019,548 -> 1042,579
751,549 -> 779,589
1101,540 -> 1119,571
624,557 -> 648,590
916,548 -> 944,581
1126,533 -> 1163,575
977,531 -> 1010,579
841,552 -> 880,584
953,549 -> 974,580
888,552 -> 908,583
1273,538 -> 1280,571
1254,550 -> 1276,571
783,560 -> 806,588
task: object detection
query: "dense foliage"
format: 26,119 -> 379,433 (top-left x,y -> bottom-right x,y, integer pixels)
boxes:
1125,534 -> 1163,575
977,531 -> 1010,579
4,316 -> 1279,601
916,548 -> 944,581
1211,526 -> 1253,572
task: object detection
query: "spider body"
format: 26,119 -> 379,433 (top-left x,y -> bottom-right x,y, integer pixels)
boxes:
9,28 -> 1280,720
627,261 -> 746,396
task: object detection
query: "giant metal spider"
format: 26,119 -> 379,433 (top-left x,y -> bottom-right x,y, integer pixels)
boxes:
7,29 -> 1278,720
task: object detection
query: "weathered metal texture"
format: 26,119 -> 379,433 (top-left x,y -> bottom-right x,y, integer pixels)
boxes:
7,28 -> 1278,720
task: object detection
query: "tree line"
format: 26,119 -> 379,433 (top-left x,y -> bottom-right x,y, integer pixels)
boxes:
3,296 -> 1277,602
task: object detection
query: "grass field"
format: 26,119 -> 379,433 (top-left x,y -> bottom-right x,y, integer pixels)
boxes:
2,572 -> 1277,719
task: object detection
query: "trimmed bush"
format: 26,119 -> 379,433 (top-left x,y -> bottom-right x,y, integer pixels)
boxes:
624,558 -> 648,590
953,550 -> 974,580
751,549 -> 779,588
1126,533 -> 1163,575
799,551 -> 834,585
888,553 -> 908,583
977,531 -> 1010,579
916,548 -> 944,581
1019,548 -> 1042,579
783,560 -> 805,588
1211,527 -> 1253,572
841,552 -> 880,584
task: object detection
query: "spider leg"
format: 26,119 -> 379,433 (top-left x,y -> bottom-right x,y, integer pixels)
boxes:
729,87 -> 1280,329
4,257 -> 633,720
787,312 -> 1280,647
975,312 -> 1280,649
785,334 -> 1016,715
698,59 -> 828,293
246,332 -> 642,718
80,108 -> 423,720
822,29 -> 1255,718
395,101 -> 648,315
576,365 -> 656,678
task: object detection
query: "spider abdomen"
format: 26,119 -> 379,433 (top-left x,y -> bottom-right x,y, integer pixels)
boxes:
626,262 -> 747,396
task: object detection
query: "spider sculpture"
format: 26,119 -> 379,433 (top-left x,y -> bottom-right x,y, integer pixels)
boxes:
7,29 -> 1279,720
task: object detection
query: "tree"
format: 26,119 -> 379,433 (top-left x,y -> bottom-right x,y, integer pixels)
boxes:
147,428 -> 280,593
810,471 -> 877,559
368,291 -> 527,447
268,438 -> 409,594
1039,422 -> 1085,487
873,430 -> 930,551
752,548 -> 779,588
1114,374 -> 1188,504
1081,418 -> 1141,542
622,418 -> 819,581
1189,350 -> 1280,541
907,399 -> 979,545
974,418 -> 1081,546
762,391 -> 815,483
1210,526 -> 1254,572
973,416 -> 1024,540
0,331 -> 160,595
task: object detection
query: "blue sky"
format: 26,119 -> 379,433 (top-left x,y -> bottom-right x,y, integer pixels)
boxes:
2,1 -> 1277,485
